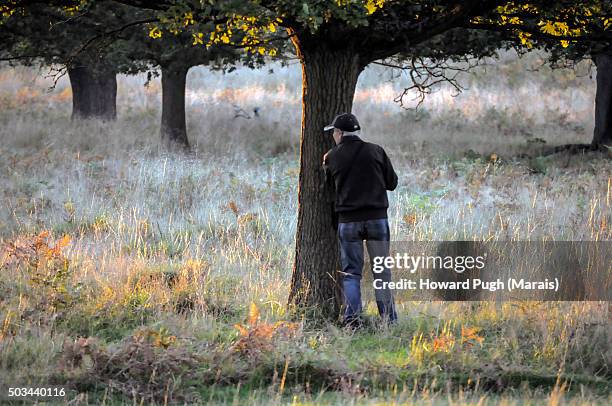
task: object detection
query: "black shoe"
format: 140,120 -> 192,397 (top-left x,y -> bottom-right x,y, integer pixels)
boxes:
342,316 -> 364,331
376,315 -> 398,329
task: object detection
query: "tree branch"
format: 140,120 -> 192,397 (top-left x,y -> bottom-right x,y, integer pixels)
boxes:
364,0 -> 494,61
69,16 -> 158,59
374,55 -> 483,109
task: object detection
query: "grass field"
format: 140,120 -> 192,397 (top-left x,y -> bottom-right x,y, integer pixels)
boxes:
0,51 -> 610,405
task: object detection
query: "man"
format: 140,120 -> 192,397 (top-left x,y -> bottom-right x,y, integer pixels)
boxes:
322,112 -> 398,328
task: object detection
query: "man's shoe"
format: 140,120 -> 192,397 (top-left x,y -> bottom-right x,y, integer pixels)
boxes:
342,316 -> 364,331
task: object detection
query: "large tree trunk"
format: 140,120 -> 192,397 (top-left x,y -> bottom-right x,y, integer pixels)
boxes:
67,64 -> 117,121
288,42 -> 364,320
161,65 -> 190,150
593,53 -> 612,147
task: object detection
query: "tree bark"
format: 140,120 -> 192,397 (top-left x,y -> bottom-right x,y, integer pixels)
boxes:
288,42 -> 364,320
161,65 -> 190,150
67,64 -> 117,121
593,53 -> 612,147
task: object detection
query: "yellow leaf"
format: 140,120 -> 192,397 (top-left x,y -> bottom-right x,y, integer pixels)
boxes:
56,234 -> 71,250
540,21 -> 556,35
248,302 -> 260,326
149,26 -> 162,39
184,11 -> 194,26
365,0 -> 377,15
192,33 -> 203,45
518,31 -> 533,48
1,6 -> 16,18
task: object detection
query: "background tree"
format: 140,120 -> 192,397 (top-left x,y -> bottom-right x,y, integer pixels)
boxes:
593,49 -> 612,147
541,22 -> 612,149
123,19 -> 261,149
0,2 -> 151,120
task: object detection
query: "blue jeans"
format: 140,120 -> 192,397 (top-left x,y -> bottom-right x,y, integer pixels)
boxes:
338,218 -> 397,323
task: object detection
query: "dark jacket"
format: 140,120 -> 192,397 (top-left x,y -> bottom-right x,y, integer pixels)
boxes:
323,135 -> 398,223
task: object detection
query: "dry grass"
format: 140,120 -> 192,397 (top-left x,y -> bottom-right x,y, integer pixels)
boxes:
0,50 -> 610,404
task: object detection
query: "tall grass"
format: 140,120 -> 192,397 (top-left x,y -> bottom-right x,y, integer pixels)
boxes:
0,50 -> 610,404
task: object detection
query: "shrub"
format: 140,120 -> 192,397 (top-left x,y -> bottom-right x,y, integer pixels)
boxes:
0,231 -> 81,334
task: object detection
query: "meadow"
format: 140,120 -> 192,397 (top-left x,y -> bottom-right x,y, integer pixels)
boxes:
0,51 -> 610,405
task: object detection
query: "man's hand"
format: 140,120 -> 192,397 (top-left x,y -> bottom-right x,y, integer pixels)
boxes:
322,151 -> 329,167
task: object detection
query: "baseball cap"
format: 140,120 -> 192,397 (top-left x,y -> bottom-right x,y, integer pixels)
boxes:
323,113 -> 361,132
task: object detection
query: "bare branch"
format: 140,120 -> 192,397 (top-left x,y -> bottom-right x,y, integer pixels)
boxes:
42,64 -> 68,90
374,55 -> 483,109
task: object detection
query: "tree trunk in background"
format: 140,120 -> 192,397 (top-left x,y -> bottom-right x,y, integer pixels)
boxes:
67,64 -> 117,120
161,65 -> 190,150
288,42 -> 364,320
593,53 -> 612,147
